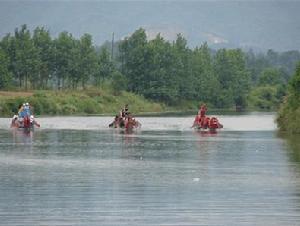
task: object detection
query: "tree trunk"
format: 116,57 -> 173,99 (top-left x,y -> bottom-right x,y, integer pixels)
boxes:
25,73 -> 28,90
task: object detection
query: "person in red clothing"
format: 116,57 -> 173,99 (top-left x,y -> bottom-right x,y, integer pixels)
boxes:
192,104 -> 208,128
202,116 -> 210,129
209,117 -> 219,129
198,104 -> 207,117
23,115 -> 31,128
191,114 -> 201,128
198,104 -> 207,128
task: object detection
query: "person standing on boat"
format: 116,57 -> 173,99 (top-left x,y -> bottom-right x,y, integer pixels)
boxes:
18,103 -> 25,118
198,104 -> 207,117
24,102 -> 31,116
199,104 -> 208,127
17,103 -> 26,127
192,104 -> 206,127
121,104 -> 129,118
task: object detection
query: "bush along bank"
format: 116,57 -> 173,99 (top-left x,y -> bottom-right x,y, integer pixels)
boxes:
277,62 -> 300,134
0,89 -> 167,117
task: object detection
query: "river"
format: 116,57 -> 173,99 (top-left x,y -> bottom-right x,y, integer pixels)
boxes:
0,113 -> 300,225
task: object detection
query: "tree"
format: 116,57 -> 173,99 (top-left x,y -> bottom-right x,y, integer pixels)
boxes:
14,24 -> 40,89
277,61 -> 300,134
32,26 -> 54,89
258,68 -> 283,86
289,61 -> 300,100
119,28 -> 147,93
214,49 -> 250,109
0,48 -> 12,89
54,31 -> 75,89
111,71 -> 127,95
0,34 -> 16,85
245,50 -> 270,84
191,43 -> 219,104
95,47 -> 114,86
78,34 -> 97,88
172,34 -> 193,101
143,34 -> 179,103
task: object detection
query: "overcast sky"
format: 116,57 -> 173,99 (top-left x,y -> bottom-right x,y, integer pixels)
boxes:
0,0 -> 299,51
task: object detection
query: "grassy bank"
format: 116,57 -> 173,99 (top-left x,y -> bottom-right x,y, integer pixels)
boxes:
0,89 -> 274,118
277,95 -> 300,134
276,62 -> 300,134
0,88 -> 168,117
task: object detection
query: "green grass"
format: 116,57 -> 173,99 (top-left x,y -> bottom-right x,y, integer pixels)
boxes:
277,94 -> 300,134
0,88 -> 168,117
1,87 -> 280,117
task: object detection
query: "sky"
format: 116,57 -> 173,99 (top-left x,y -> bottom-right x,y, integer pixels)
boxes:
0,0 -> 299,51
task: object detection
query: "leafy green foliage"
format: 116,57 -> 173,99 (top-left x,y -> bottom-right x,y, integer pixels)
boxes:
214,49 -> 250,109
0,88 -> 166,116
258,68 -> 283,86
289,62 -> 300,99
277,61 -> 300,133
111,71 -> 127,95
248,86 -> 279,110
0,48 -> 12,88
1,25 -> 299,112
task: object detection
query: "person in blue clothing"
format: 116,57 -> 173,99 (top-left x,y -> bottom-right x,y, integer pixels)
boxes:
18,103 -> 25,118
24,102 -> 31,116
18,102 -> 31,117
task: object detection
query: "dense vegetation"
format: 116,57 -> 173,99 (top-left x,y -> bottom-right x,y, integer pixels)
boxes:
1,25 -> 300,113
277,62 -> 300,134
0,88 -> 165,116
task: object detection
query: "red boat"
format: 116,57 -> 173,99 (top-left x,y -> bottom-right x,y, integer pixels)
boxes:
109,114 -> 141,130
192,115 -> 223,132
11,115 -> 40,132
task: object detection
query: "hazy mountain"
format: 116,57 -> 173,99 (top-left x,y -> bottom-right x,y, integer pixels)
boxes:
0,0 -> 299,51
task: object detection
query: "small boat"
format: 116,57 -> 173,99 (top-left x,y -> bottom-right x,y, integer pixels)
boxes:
11,115 -> 40,132
109,115 -> 141,130
192,115 -> 223,132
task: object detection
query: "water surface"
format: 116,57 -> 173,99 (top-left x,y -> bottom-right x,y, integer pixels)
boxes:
0,113 -> 300,225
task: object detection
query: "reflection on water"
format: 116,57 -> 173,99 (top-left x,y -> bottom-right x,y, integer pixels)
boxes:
281,133 -> 300,164
0,114 -> 300,225
11,129 -> 33,144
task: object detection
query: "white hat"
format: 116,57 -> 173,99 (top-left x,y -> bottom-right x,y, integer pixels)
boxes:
30,115 -> 34,119
13,115 -> 18,120
25,103 -> 29,106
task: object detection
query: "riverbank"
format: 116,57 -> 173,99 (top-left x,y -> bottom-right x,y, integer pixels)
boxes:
0,89 -> 170,117
276,62 -> 300,134
277,95 -> 300,134
0,89 -> 276,117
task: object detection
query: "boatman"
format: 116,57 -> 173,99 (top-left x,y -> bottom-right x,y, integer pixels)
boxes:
121,104 -> 129,118
199,104 -> 208,127
198,103 -> 207,117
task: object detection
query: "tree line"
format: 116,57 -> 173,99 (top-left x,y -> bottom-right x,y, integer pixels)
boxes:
277,61 -> 300,133
0,25 -> 299,109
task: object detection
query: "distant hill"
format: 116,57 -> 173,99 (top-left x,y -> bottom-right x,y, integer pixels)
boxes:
0,1 -> 299,51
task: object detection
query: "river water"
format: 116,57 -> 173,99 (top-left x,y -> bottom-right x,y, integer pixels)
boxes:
0,113 -> 300,225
